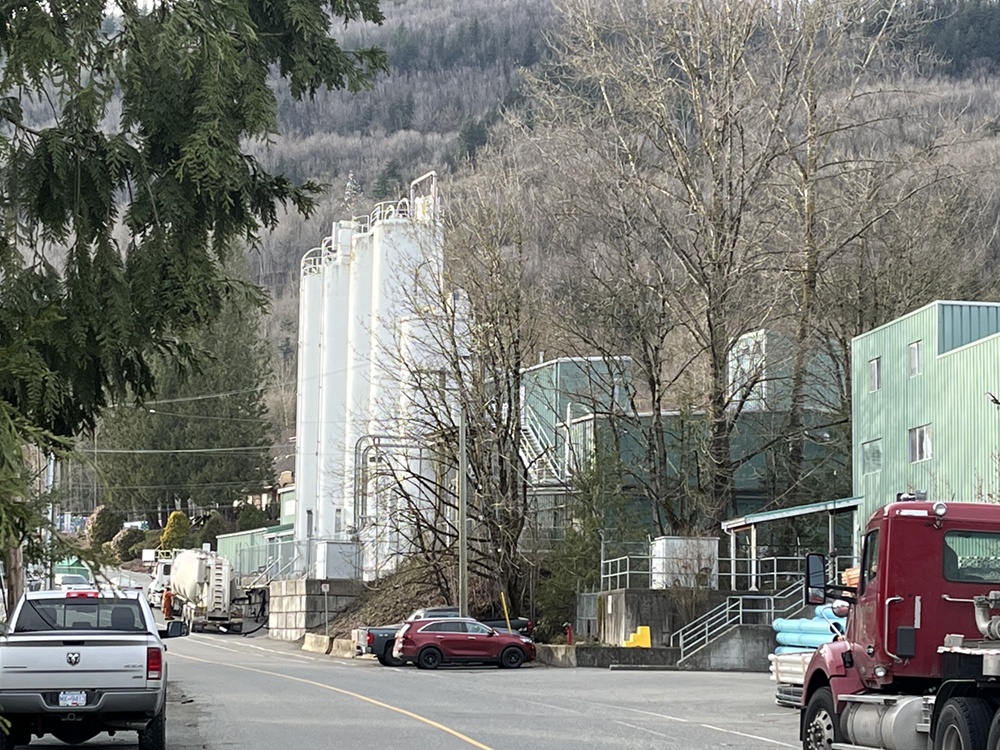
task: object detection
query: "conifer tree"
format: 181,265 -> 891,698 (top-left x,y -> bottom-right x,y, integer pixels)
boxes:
0,0 -> 386,587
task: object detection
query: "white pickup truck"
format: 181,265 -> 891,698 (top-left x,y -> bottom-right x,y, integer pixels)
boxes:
0,589 -> 188,749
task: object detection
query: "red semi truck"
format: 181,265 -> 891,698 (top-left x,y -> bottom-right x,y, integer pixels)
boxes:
801,498 -> 1000,750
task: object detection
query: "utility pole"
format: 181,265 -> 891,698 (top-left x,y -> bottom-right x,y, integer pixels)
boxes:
458,406 -> 468,618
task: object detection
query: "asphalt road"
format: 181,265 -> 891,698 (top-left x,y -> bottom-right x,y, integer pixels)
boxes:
123,633 -> 800,750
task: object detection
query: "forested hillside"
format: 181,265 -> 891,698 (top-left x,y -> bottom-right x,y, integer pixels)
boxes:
248,0 -> 551,298
254,0 -> 1000,478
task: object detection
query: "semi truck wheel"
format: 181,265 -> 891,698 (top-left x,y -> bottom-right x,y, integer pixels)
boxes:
935,697 -> 991,750
803,687 -> 842,750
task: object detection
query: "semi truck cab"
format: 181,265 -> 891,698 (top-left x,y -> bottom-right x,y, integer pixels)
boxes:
801,499 -> 1000,750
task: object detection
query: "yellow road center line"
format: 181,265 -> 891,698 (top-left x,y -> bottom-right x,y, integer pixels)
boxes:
171,651 -> 496,750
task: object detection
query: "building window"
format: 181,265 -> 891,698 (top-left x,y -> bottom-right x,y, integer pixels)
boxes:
862,439 -> 882,474
909,341 -> 922,377
334,508 -> 343,535
868,357 -> 881,392
909,424 -> 932,463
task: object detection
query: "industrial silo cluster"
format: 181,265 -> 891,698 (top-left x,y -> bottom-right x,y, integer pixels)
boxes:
293,174 -> 448,580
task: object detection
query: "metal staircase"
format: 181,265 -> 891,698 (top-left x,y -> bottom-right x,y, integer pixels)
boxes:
669,580 -> 804,664
520,409 -> 561,483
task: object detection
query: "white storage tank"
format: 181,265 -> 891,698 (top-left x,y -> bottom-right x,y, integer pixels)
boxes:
294,247 -> 324,544
341,229 -> 375,534
315,223 -> 353,539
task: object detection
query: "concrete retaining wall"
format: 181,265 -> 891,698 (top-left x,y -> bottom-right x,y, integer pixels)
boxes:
678,625 -> 774,672
269,579 -> 359,641
536,644 -> 681,668
536,626 -> 772,671
597,589 -> 729,648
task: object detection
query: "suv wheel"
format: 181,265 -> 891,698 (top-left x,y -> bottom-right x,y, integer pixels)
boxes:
500,646 -> 525,669
417,647 -> 442,670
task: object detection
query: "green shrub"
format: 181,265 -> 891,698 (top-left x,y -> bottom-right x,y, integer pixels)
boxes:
197,512 -> 231,551
111,527 -> 147,561
86,505 -> 125,546
160,511 -> 191,551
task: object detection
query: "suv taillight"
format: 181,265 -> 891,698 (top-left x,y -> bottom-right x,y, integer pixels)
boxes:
147,647 -> 163,680
367,632 -> 373,645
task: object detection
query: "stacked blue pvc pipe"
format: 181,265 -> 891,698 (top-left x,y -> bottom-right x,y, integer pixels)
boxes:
772,605 -> 846,654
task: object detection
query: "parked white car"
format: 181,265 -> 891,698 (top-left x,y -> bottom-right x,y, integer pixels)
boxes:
0,589 -> 188,749
53,574 -> 94,592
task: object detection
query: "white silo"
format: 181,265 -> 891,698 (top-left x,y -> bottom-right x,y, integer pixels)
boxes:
315,223 -> 353,541
293,247 -> 324,548
341,229 -> 375,531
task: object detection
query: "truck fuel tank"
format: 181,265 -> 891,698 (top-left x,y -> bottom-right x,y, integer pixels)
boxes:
841,695 -> 925,750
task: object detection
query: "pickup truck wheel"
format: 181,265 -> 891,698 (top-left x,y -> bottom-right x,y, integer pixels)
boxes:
803,687 -> 842,750
499,646 -> 524,669
417,647 -> 442,670
383,642 -> 405,667
1,725 -> 29,748
9,726 -> 30,747
935,698 -> 992,750
138,705 -> 167,750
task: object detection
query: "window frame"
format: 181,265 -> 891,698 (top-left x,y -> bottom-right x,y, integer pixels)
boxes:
418,621 -> 466,633
859,529 -> 879,596
943,531 -> 1000,583
868,357 -> 881,392
862,439 -> 883,475
908,341 -> 923,377
908,423 -> 932,463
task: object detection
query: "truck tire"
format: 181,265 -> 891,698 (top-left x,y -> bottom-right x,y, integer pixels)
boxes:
935,697 -> 992,750
803,687 -> 842,750
383,642 -> 405,667
9,725 -> 30,747
138,704 -> 167,750
416,647 -> 442,670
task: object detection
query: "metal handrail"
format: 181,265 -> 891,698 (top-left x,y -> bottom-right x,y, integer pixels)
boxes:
521,408 -> 561,481
670,580 -> 803,663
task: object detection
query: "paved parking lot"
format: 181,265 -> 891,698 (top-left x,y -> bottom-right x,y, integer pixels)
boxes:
155,633 -> 801,750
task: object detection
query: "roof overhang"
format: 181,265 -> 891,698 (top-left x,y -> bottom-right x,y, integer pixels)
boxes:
722,496 -> 862,533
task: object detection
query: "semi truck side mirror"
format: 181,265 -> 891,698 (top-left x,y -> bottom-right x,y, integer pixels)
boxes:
806,553 -> 828,605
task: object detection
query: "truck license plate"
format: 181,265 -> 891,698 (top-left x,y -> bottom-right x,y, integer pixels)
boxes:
58,692 -> 87,707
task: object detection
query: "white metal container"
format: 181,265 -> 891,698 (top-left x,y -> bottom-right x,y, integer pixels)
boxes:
650,536 -> 720,589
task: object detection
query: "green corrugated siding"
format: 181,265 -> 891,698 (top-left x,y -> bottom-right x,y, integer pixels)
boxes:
939,302 -> 1000,354
854,301 -> 1000,527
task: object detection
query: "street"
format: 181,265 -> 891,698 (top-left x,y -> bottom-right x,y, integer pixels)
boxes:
31,632 -> 801,750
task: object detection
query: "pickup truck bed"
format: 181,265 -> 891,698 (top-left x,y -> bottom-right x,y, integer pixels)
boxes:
0,590 -> 187,749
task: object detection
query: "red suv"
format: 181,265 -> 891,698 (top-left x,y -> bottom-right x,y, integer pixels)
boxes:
393,618 -> 536,670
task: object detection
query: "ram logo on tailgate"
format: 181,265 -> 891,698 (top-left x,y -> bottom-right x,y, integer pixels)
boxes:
66,653 -> 80,666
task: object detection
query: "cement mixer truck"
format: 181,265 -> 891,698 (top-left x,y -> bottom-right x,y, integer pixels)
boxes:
169,549 -> 242,633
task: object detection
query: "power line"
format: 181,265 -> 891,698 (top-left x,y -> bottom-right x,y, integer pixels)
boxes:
144,386 -> 271,405
93,446 -> 276,455
145,408 -> 271,424
104,481 -> 264,490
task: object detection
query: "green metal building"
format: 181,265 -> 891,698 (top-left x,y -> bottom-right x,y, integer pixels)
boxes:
853,300 -> 1000,524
